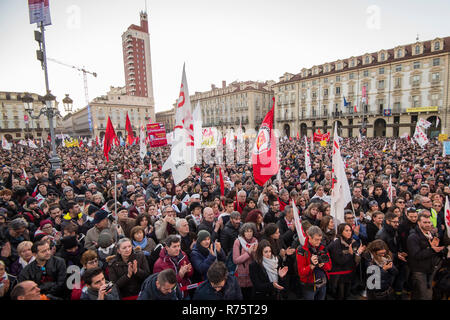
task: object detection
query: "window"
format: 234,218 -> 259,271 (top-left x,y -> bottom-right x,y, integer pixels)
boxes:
335,87 -> 341,95
415,45 -> 420,55
379,67 -> 385,75
323,78 -> 328,83
431,94 -> 439,105
312,80 -> 317,86
394,102 -> 401,112
349,73 -> 354,80
365,56 -> 370,64
324,65 -> 329,72
412,75 -> 420,85
380,52 -> 385,61
413,61 -> 420,69
413,95 -> 420,108
378,80 -> 385,89
302,82 -> 306,88
336,75 -> 341,82
350,60 -> 355,67
349,84 -> 354,93
312,91 -> 317,99
395,77 -> 402,88
363,70 -> 369,77
395,64 -> 402,72
432,72 -> 440,82
324,88 -> 328,96
434,42 -> 440,51
433,58 -> 440,66
397,49 -> 402,58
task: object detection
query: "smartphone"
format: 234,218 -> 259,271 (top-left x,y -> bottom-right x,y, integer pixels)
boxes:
104,281 -> 114,292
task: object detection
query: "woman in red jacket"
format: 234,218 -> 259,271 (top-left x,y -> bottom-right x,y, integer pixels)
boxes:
296,226 -> 332,300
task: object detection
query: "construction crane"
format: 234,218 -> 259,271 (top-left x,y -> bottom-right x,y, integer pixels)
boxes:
47,57 -> 97,135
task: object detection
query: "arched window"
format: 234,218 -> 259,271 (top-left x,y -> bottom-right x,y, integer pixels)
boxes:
397,49 -> 402,58
415,45 -> 420,54
380,52 -> 385,61
434,42 -> 440,51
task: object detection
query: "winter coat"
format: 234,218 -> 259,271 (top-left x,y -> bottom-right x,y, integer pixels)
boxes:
406,226 -> 443,274
145,183 -> 161,202
327,237 -> 361,282
219,221 -> 242,255
232,237 -> 257,288
137,273 -> 183,300
366,221 -> 382,243
192,274 -> 243,300
154,218 -> 178,242
197,220 -> 218,242
249,259 -> 286,300
362,252 -> 398,293
190,242 -> 226,280
56,244 -> 86,268
84,224 -> 119,251
153,247 -> 194,288
375,223 -> 403,264
398,219 -> 416,252
276,215 -> 295,248
18,256 -> 67,298
296,236 -> 332,284
108,251 -> 150,298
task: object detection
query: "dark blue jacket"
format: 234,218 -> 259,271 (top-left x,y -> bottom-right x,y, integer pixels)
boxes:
192,274 -> 243,300
190,243 -> 226,280
137,273 -> 182,300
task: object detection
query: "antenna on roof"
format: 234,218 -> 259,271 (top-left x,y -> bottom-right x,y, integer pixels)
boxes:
416,33 -> 419,41
144,0 -> 148,13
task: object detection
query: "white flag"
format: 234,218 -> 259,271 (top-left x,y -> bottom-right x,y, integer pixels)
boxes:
139,126 -> 147,160
40,138 -> 44,147
382,141 -> 387,152
2,136 -> 11,150
28,139 -> 38,149
417,118 -> 432,129
292,200 -> 306,246
413,124 -> 429,148
310,136 -> 314,153
162,64 -> 195,185
330,125 -> 352,225
19,140 -> 28,146
225,128 -> 235,151
393,140 -> 396,151
236,118 -> 244,144
436,117 -> 439,128
304,136 -> 312,178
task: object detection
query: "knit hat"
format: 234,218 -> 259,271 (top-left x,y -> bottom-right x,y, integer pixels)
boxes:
39,219 -> 53,228
197,230 -> 211,244
369,200 -> 378,207
61,235 -> 78,250
87,205 -> 100,216
97,229 -> 113,248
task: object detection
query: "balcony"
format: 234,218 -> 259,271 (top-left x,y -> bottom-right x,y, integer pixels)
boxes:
127,49 -> 133,54
127,55 -> 134,60
127,60 -> 134,65
126,37 -> 132,43
129,71 -> 135,76
126,43 -> 133,49
412,81 -> 420,87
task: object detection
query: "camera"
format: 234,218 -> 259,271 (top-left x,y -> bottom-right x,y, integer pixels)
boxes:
311,248 -> 329,265
104,281 -> 114,292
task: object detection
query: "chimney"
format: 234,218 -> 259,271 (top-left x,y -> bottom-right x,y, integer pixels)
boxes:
211,84 -> 216,90
222,80 -> 226,88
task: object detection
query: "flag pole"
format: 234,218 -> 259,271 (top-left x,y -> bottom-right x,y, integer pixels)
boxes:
114,171 -> 117,216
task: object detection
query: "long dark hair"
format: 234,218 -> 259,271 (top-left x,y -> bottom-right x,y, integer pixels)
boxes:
262,223 -> 281,256
255,239 -> 272,265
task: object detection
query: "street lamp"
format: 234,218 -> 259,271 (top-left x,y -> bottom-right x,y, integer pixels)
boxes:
63,94 -> 73,113
22,91 -> 71,171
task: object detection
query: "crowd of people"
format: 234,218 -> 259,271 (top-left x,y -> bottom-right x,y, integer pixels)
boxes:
0,135 -> 449,300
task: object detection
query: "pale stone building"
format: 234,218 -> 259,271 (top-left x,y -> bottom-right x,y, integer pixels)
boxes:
273,37 -> 450,138
0,91 -> 63,141
188,80 -> 275,134
155,108 -> 175,132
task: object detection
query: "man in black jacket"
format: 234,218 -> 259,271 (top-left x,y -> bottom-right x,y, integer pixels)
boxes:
197,207 -> 219,242
406,213 -> 446,300
80,267 -> 120,300
263,199 -> 280,224
219,211 -> 242,255
137,269 -> 182,300
18,240 -> 67,299
375,212 -> 408,299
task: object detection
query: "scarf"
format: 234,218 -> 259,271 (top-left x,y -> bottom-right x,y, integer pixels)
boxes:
262,255 -> 279,283
238,236 -> 257,253
19,256 -> 35,269
285,217 -> 293,229
98,243 -> 115,256
192,214 -> 202,226
133,237 -> 150,256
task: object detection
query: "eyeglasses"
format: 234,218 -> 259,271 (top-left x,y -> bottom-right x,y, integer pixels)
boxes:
396,201 -> 405,204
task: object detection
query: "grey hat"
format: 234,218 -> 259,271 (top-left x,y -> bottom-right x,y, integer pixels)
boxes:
197,230 -> 211,244
98,229 -> 114,248
63,186 -> 73,194
369,200 -> 378,207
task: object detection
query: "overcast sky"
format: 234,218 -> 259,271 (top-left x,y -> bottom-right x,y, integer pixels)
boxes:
0,0 -> 449,115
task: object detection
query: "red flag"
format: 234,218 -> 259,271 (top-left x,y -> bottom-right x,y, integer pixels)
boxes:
103,116 -> 117,162
125,113 -> 135,145
354,105 -> 357,113
219,167 -> 225,196
47,134 -> 51,142
252,97 -> 279,186
297,132 -> 300,140
96,136 -> 99,145
79,139 -> 83,147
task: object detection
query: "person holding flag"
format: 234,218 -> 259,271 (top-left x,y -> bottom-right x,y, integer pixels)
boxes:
103,116 -> 117,162
125,112 -> 135,146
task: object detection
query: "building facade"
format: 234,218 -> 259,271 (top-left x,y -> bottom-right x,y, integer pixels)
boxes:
63,86 -> 154,139
273,37 -> 450,138
0,91 -> 63,141
122,10 -> 155,107
189,80 -> 275,134
155,108 -> 175,132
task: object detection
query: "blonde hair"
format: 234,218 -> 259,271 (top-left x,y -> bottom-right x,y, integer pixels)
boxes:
17,241 -> 33,255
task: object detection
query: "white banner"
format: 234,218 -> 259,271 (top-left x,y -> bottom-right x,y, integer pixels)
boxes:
201,127 -> 220,149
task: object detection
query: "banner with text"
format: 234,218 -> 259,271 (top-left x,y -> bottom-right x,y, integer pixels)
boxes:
201,127 -> 220,148
147,123 -> 168,148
